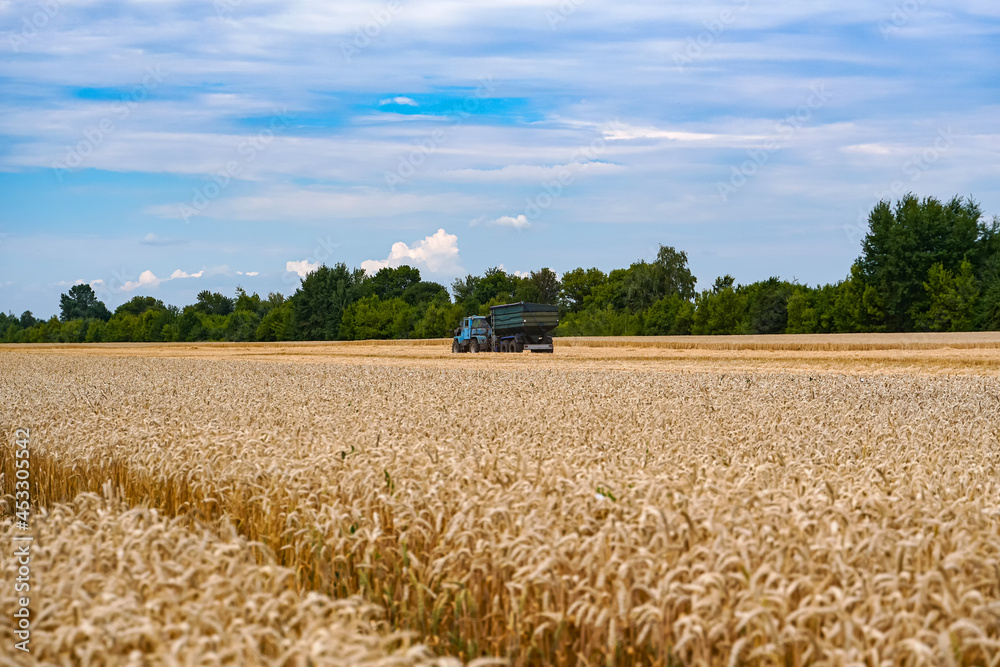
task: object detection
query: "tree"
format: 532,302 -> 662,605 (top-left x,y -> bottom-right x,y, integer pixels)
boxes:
19,311 -> 38,329
914,261 -> 978,331
653,245 -> 697,300
560,267 -> 606,312
976,280 -> 1000,331
623,246 -> 697,311
59,284 -> 111,322
643,294 -> 694,335
401,281 -> 449,307
583,268 -> 628,311
368,266 -> 422,301
233,287 -> 262,314
474,267 -> 518,304
555,305 -> 643,336
85,320 -> 105,342
292,263 -> 363,340
115,295 -> 166,317
712,275 -> 735,293
451,274 -> 481,304
785,289 -> 819,334
513,277 -> 540,304
339,296 -> 413,340
528,268 -> 560,305
744,278 -> 795,334
194,290 -> 235,316
256,300 -> 293,341
692,282 -> 746,335
857,195 -> 983,331
413,302 -> 463,338
226,309 -> 261,341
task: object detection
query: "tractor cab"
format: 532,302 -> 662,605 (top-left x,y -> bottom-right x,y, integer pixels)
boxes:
452,316 -> 490,353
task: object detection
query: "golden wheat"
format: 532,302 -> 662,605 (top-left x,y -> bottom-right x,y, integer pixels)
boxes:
2,343 -> 1000,665
0,494 -> 473,666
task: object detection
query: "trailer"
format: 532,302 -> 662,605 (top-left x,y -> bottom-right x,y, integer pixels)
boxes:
452,302 -> 559,353
490,301 -> 558,353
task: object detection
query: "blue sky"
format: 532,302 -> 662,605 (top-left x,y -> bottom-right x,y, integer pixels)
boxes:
1,0 -> 999,316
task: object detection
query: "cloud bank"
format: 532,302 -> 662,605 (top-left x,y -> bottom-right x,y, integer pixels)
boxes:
361,229 -> 461,275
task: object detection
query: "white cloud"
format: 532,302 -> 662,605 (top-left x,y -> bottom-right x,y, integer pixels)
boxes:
286,260 -> 319,278
112,268 -> 203,292
472,214 -> 532,230
236,271 -> 260,276
122,270 -> 162,292
361,228 -> 461,275
170,269 -> 204,280
602,124 -> 759,144
379,97 -> 419,106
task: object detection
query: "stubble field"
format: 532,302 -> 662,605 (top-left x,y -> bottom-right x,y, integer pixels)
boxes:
2,336 -> 1000,666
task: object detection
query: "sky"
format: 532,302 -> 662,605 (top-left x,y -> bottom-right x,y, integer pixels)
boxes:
1,0 -> 999,317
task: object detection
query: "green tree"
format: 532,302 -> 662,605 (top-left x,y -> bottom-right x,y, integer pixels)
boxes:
59,284 -> 111,322
785,289 -> 819,334
226,309 -> 261,341
292,263 -> 363,340
413,302 -> 463,338
474,267 -> 518,304
581,268 -> 628,311
115,295 -> 166,317
914,261 -> 978,331
194,290 -> 235,316
623,247 -> 697,312
555,305 -> 642,336
643,294 -> 694,335
368,266 -> 422,301
85,319 -> 105,342
857,195 -> 984,331
559,267 -> 606,312
692,281 -> 746,335
744,278 -> 795,334
256,300 -> 293,341
339,296 -> 413,340
976,281 -> 1000,330
401,281 -> 449,307
233,287 -> 262,314
528,268 -> 561,304
450,274 -> 481,304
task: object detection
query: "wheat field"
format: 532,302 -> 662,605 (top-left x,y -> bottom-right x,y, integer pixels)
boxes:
2,338 -> 1000,665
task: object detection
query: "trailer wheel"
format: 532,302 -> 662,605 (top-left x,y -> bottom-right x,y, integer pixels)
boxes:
514,341 -> 524,353
500,340 -> 508,353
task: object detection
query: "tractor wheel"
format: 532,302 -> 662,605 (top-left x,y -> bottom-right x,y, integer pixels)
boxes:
452,340 -> 459,353
470,339 -> 480,353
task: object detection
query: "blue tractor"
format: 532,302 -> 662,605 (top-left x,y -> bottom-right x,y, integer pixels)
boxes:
452,315 -> 490,353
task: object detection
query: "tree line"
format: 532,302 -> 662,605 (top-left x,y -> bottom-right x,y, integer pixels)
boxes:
3,194 -> 1000,344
